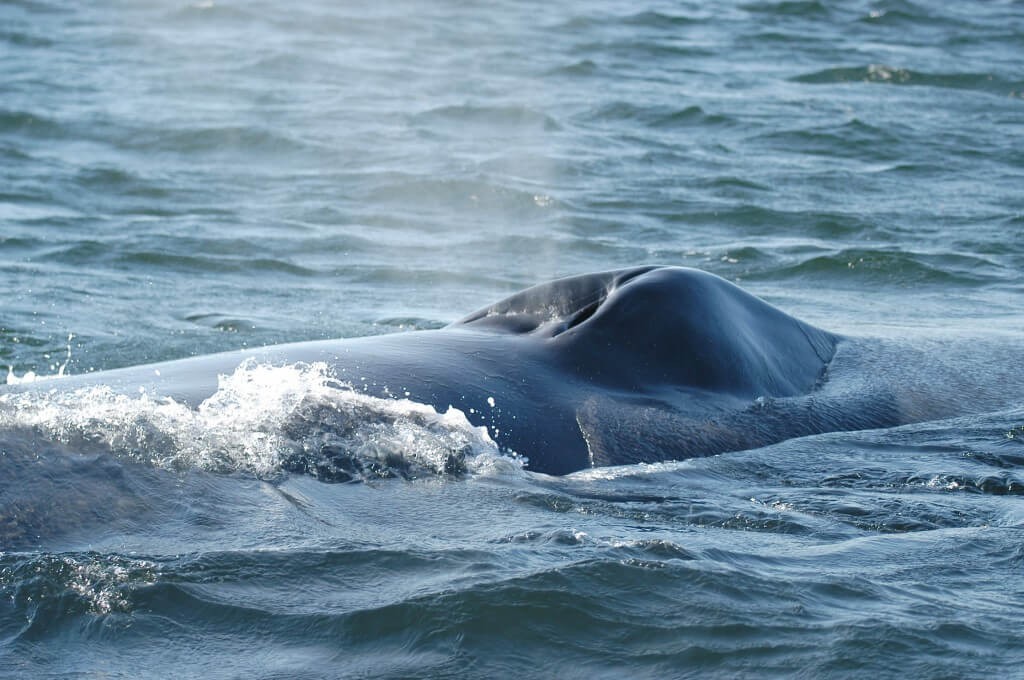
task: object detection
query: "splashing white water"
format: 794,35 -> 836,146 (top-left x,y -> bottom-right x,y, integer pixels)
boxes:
5,333 -> 75,385
0,553 -> 158,615
0,359 -> 509,481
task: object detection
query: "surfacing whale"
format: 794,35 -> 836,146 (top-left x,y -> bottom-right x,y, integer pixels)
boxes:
1,266 -> 959,474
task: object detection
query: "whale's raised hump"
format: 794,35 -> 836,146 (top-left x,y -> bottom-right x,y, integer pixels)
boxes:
454,266 -> 838,399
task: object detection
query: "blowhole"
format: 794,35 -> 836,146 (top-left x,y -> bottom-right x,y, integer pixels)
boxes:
566,299 -> 601,330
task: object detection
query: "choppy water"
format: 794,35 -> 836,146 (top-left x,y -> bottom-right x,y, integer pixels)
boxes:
2,0 -> 1024,677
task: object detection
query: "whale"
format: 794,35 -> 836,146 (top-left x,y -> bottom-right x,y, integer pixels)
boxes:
0,266 -> 974,475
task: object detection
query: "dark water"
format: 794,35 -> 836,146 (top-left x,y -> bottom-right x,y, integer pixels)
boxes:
2,0 -> 1024,676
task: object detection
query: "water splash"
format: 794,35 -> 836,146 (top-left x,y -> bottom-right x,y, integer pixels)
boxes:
0,360 -> 510,481
5,333 -> 74,385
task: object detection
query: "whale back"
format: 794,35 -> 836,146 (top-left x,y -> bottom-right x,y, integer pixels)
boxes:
455,266 -> 838,399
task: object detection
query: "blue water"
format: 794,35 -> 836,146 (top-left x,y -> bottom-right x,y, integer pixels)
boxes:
2,0 -> 1024,676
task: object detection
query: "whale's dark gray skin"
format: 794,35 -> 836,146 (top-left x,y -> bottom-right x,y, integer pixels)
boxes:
0,266 -> 960,474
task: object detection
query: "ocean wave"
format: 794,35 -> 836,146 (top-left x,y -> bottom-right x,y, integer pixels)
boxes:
0,552 -> 158,619
740,0 -> 831,18
71,165 -> 174,200
411,104 -> 561,133
854,0 -> 984,29
0,108 -> 65,139
545,59 -> 600,77
583,102 -> 734,129
751,248 -> 1002,286
555,10 -> 705,31
754,119 -> 908,162
361,177 -> 561,220
0,29 -> 53,48
570,39 -> 715,62
791,65 -> 1023,97
121,125 -> 314,158
115,251 -> 316,276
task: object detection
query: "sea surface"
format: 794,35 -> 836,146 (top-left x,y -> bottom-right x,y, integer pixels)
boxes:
2,0 -> 1024,677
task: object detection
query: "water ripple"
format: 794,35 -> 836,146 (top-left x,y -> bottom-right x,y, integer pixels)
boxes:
792,65 -> 1023,97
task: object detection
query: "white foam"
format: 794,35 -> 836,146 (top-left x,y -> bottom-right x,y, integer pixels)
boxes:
5,367 -> 40,385
0,359 -> 513,481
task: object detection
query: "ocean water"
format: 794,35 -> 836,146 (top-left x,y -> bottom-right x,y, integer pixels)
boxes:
2,0 -> 1024,676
